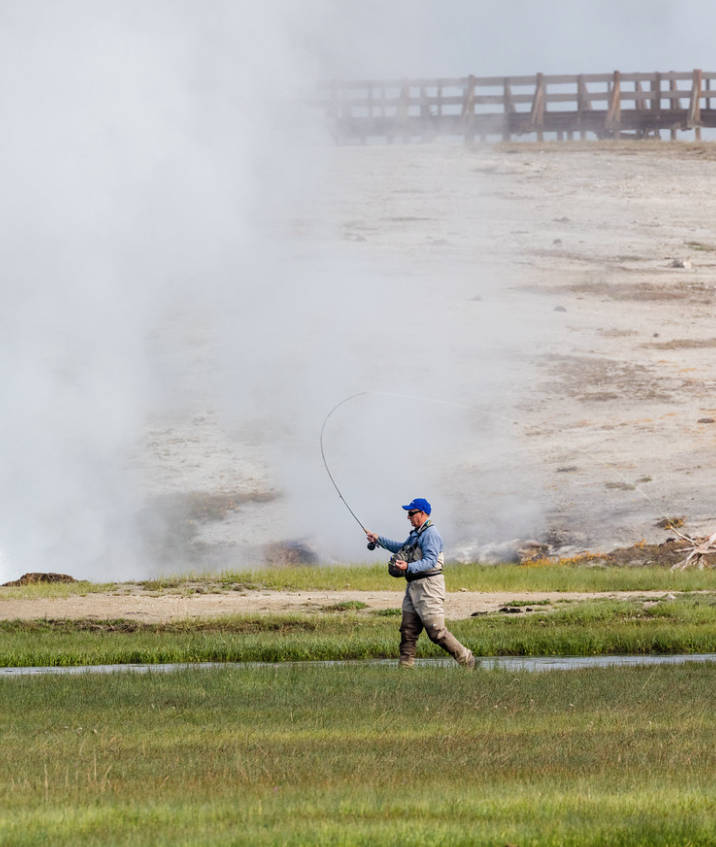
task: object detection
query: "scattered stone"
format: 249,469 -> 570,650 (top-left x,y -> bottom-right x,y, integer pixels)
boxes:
556,465 -> 578,473
263,539 -> 319,567
470,611 -> 488,617
655,516 -> 685,529
553,238 -> 563,246
670,257 -> 692,269
554,305 -> 567,312
698,417 -> 715,424
517,541 -> 550,562
2,572 -> 77,587
499,606 -> 523,614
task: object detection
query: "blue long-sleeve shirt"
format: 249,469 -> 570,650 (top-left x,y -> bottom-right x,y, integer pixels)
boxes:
377,523 -> 444,574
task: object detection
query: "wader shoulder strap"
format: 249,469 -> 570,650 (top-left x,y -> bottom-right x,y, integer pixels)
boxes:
404,521 -> 443,581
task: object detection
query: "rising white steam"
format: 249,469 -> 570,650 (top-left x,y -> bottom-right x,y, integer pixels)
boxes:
0,0 -> 332,581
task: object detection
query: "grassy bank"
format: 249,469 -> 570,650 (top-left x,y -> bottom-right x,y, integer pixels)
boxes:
1,663 -> 716,845
4,562 -> 716,601
3,596 -> 716,667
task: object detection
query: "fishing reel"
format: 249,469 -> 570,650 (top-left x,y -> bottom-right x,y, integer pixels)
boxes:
367,541 -> 377,550
387,554 -> 405,578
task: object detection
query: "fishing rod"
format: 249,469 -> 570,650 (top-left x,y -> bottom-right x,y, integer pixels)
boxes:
319,390 -> 674,546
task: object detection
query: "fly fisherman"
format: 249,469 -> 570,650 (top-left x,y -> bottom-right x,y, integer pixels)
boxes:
365,498 -> 476,669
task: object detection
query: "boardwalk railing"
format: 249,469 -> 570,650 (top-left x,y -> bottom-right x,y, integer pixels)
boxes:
318,70 -> 716,143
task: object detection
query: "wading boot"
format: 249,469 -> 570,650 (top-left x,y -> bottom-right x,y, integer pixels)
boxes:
398,611 -> 423,668
426,622 -> 475,668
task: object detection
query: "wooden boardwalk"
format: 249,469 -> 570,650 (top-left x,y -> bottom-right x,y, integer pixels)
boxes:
318,70 -> 716,144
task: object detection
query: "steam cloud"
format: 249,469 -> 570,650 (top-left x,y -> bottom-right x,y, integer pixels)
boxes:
0,0 -> 336,580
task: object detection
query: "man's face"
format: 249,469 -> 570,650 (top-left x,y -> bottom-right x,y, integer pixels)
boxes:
407,509 -> 427,529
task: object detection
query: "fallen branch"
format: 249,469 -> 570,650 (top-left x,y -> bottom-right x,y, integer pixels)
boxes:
669,528 -> 716,570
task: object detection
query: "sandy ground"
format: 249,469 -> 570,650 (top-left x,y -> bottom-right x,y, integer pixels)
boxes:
127,140 -> 716,573
0,588 -> 680,624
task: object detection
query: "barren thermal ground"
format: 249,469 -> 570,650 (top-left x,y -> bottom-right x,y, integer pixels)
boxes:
128,141 -> 716,574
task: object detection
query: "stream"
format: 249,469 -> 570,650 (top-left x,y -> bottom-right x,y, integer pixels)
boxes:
3,653 -> 716,676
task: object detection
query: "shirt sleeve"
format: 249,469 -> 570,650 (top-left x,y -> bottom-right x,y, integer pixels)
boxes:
408,526 -> 443,573
376,535 -> 408,554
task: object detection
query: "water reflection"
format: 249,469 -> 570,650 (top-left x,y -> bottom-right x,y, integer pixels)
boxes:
2,653 -> 716,676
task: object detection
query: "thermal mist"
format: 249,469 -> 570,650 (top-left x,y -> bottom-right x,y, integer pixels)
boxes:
0,0 -> 333,581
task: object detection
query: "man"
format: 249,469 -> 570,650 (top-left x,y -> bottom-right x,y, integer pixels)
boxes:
366,498 -> 475,669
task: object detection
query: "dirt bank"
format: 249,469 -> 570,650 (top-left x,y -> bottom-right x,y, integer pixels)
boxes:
0,587 -> 689,624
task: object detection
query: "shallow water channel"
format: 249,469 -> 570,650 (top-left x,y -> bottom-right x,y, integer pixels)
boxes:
3,653 -> 716,677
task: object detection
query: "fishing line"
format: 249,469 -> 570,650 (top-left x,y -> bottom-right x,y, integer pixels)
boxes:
319,390 -> 673,539
319,392 -> 372,534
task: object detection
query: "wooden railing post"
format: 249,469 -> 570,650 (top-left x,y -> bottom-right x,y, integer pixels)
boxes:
461,75 -> 476,142
420,84 -> 434,143
669,73 -> 678,139
577,74 -> 592,139
687,68 -> 703,140
650,73 -> 662,138
398,79 -> 410,143
503,77 -> 514,141
530,73 -> 545,140
606,70 -> 621,137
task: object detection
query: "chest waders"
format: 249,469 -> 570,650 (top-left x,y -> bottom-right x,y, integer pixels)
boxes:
395,522 -> 475,669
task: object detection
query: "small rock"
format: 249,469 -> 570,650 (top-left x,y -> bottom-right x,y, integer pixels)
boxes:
2,572 -> 77,587
499,606 -> 523,614
554,305 -> 567,312
263,539 -> 319,567
698,417 -> 715,424
553,238 -> 563,246
670,258 -> 692,269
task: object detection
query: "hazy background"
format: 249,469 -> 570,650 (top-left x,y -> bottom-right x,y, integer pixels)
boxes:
324,1 -> 716,79
0,0 -> 713,581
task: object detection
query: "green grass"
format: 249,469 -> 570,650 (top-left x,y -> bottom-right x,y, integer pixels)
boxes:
2,663 -> 716,845
4,596 -> 716,667
239,562 -> 716,593
3,563 -> 716,601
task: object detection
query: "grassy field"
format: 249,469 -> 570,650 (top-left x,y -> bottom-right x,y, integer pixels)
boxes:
140,562 -> 716,593
3,595 -> 716,667
2,663 -> 716,846
4,562 -> 716,600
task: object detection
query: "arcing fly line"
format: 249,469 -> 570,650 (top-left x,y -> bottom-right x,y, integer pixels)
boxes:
319,392 -> 373,536
319,390 -> 674,544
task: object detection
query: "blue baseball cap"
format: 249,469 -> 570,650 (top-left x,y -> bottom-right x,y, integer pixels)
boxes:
402,498 -> 431,515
